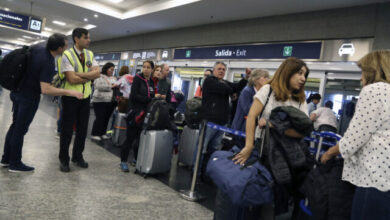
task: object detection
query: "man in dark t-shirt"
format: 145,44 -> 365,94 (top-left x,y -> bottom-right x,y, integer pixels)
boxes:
0,34 -> 83,172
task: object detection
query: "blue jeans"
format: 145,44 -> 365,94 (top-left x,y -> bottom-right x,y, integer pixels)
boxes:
193,122 -> 224,173
1,92 -> 40,166
351,187 -> 390,220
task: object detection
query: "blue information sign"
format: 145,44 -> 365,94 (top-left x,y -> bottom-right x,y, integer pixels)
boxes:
95,53 -> 121,61
0,9 -> 30,31
174,42 -> 322,60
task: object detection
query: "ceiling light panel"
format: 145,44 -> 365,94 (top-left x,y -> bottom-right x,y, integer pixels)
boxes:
108,0 -> 124,3
59,0 -> 202,20
52,20 -> 67,26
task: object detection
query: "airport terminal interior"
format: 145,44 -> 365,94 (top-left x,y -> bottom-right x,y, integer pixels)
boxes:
0,0 -> 390,219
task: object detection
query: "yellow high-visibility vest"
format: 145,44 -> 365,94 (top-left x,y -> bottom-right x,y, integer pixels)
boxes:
59,47 -> 94,99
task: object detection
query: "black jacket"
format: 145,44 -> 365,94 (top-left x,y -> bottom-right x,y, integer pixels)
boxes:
266,106 -> 313,185
301,159 -> 355,220
201,76 -> 247,125
128,73 -> 155,112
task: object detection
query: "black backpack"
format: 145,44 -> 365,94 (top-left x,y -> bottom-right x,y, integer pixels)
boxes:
0,46 -> 31,91
184,97 -> 202,129
143,98 -> 173,130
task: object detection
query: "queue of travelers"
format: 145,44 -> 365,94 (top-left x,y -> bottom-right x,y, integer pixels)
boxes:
0,29 -> 389,219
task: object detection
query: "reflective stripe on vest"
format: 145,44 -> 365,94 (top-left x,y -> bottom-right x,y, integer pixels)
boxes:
62,48 -> 94,99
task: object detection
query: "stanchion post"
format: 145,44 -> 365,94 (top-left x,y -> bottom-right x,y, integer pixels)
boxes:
179,120 -> 207,202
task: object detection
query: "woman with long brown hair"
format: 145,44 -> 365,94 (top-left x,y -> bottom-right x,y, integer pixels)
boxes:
232,57 -> 309,219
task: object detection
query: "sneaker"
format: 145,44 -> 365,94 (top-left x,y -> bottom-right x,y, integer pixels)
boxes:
101,134 -> 111,140
130,159 -> 137,167
72,159 -> 88,168
60,162 -> 70,172
8,163 -> 35,172
0,161 -> 9,167
120,162 -> 129,172
91,136 -> 102,141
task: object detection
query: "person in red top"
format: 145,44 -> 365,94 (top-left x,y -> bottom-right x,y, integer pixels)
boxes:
151,65 -> 162,95
194,69 -> 212,97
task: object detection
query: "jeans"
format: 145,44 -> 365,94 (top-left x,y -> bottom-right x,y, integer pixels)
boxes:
1,92 -> 40,166
121,125 -> 141,162
59,96 -> 90,163
351,187 -> 390,220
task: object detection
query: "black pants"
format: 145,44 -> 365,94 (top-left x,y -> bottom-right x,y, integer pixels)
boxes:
318,124 -> 337,133
121,124 -> 141,162
59,96 -> 90,163
91,102 -> 116,136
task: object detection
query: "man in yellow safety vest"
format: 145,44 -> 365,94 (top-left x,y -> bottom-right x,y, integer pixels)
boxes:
58,28 -> 100,172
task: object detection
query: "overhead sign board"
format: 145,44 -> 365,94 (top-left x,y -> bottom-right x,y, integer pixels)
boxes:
95,53 -> 121,61
29,17 -> 43,32
0,9 -> 43,33
174,42 -> 322,60
0,9 -> 30,31
322,39 -> 373,62
131,50 -> 158,60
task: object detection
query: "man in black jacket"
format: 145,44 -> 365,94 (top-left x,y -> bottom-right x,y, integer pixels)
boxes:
193,61 -> 247,171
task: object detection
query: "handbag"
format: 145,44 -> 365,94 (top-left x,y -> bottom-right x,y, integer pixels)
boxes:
206,125 -> 274,207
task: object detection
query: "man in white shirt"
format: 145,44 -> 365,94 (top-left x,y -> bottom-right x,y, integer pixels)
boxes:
310,100 -> 338,133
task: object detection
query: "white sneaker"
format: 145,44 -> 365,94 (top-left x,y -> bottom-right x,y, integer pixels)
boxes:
101,134 -> 111,140
91,136 -> 102,141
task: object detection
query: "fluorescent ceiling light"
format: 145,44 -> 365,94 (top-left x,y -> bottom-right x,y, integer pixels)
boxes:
108,0 -> 123,3
17,38 -> 26,41
4,8 -> 10,11
52,20 -> 66,26
44,27 -> 53,31
59,0 -> 202,20
84,24 -> 97,30
23,35 -> 33,39
94,14 -> 99,18
84,18 -> 88,22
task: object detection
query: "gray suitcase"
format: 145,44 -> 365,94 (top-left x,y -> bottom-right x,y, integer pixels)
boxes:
136,130 -> 173,176
178,126 -> 199,166
112,112 -> 127,147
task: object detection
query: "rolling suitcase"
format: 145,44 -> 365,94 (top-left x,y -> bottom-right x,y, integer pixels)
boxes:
135,130 -> 173,177
178,126 -> 199,166
112,112 -> 127,147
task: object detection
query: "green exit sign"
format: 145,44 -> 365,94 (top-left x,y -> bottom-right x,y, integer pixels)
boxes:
283,46 -> 293,56
186,50 -> 191,58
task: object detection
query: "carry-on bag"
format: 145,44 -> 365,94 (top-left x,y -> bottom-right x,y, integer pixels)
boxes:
112,112 -> 127,147
206,127 -> 273,207
178,126 -> 199,166
135,130 -> 173,177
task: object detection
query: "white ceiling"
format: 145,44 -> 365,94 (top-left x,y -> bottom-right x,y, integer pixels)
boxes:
0,0 -> 389,50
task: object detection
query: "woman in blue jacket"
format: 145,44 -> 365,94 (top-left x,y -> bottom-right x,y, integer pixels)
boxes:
231,69 -> 269,148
